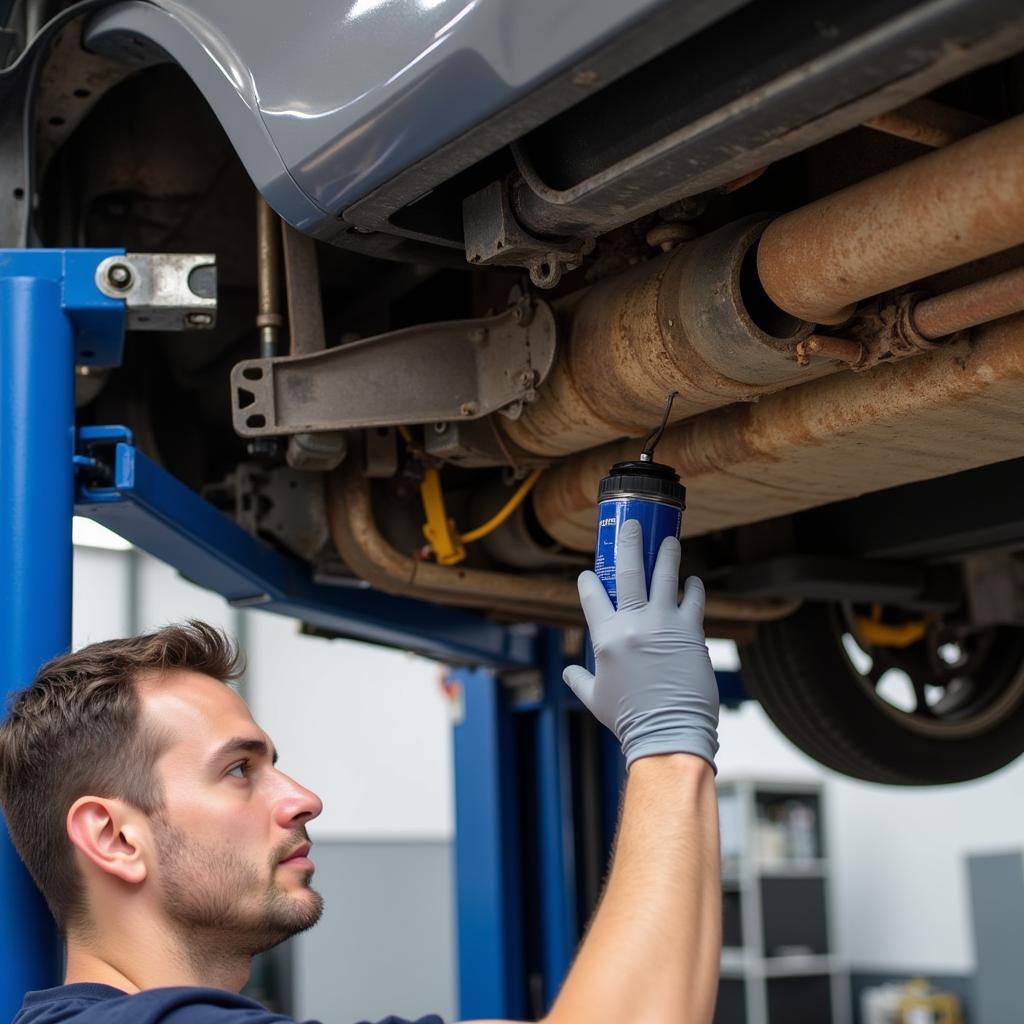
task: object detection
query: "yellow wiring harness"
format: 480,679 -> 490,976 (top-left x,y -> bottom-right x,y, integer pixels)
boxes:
854,604 -> 931,648
460,469 -> 544,543
397,425 -> 544,566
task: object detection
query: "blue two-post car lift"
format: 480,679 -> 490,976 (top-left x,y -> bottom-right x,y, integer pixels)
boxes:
0,248 -> 743,1022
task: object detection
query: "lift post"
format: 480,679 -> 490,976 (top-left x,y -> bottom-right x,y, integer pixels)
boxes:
0,250 -> 125,1019
451,632 -> 628,1021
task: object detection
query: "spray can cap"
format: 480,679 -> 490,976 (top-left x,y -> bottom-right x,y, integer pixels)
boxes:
598,459 -> 685,506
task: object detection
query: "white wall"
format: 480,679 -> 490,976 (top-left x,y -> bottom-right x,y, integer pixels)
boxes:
134,554 -> 238,635
718,699 -> 1024,974
72,545 -> 131,647
245,609 -> 454,841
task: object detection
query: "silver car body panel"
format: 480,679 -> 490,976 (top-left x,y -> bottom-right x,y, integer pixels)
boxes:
83,0 -> 682,233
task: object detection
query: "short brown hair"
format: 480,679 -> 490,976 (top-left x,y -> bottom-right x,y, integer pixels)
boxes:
0,620 -> 244,933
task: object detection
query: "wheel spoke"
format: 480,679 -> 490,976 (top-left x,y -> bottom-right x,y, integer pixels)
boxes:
910,676 -> 935,717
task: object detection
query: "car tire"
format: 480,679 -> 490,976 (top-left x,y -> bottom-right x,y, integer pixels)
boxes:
738,602 -> 1024,785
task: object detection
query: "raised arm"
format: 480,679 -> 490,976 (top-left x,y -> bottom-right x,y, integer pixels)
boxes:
544,753 -> 719,1024
463,520 -> 721,1024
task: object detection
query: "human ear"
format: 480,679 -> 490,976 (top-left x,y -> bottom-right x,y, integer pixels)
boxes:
66,797 -> 148,885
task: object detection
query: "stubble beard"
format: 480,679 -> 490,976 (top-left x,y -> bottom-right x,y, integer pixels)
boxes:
152,817 -> 324,973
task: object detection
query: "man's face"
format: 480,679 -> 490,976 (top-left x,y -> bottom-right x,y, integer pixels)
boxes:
139,671 -> 324,957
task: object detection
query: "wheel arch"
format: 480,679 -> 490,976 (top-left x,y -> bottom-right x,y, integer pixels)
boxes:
82,1 -> 327,232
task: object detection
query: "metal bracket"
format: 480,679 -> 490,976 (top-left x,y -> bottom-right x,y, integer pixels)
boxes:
202,462 -> 331,561
95,253 -> 217,331
463,179 -> 593,289
230,299 -> 557,437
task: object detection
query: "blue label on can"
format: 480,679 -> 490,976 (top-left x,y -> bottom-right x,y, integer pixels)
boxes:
594,497 -> 683,607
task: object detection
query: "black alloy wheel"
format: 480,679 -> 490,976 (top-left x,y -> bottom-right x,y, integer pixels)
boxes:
739,602 -> 1024,785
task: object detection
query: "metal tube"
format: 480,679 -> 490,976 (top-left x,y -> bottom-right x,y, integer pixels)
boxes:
532,312 -> 1024,551
256,195 -> 282,358
795,334 -> 864,366
0,275 -> 70,1015
862,97 -> 987,149
498,218 -> 815,458
912,265 -> 1024,340
757,114 -> 1024,325
326,461 -> 585,624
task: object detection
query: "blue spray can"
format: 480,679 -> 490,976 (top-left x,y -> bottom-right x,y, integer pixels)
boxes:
594,458 -> 685,607
593,392 -> 685,607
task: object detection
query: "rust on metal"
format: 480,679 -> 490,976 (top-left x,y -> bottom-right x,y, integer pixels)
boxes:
840,293 -> 944,372
862,97 -> 989,149
757,114 -> 1024,324
795,334 -> 864,367
256,195 -> 282,357
912,265 -> 1024,340
325,461 -> 798,624
645,222 -> 696,251
281,221 -> 326,356
718,166 -> 768,193
499,219 -> 815,458
327,460 -> 582,623
532,314 -> 1024,550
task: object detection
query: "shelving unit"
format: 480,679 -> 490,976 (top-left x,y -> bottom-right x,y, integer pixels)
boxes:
715,779 -> 848,1024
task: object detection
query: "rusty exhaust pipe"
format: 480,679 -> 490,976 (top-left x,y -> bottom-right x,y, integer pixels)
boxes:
498,217 -> 815,458
911,265 -> 1024,340
757,113 -> 1024,325
497,117 -> 1024,463
532,313 -> 1024,551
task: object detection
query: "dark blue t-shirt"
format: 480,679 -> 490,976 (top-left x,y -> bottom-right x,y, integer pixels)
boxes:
14,984 -> 445,1024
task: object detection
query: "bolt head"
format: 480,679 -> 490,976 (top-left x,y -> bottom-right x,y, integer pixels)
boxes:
187,311 -> 214,326
459,402 -> 477,417
106,263 -> 132,289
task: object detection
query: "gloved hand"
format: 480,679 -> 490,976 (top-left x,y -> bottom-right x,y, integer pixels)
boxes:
563,519 -> 720,770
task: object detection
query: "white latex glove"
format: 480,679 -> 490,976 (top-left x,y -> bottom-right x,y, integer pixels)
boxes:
564,519 -> 720,770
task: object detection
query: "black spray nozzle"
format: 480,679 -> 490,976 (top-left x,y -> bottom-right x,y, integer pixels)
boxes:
640,391 -> 678,461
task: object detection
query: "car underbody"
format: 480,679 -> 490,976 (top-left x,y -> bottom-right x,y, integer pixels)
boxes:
4,0 -> 1024,784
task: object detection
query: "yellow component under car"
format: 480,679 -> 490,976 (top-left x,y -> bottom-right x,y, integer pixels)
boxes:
854,604 -> 930,648
418,462 -> 544,566
419,468 -> 466,566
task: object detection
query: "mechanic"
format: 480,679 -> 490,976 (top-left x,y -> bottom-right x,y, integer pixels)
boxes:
0,521 -> 721,1024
